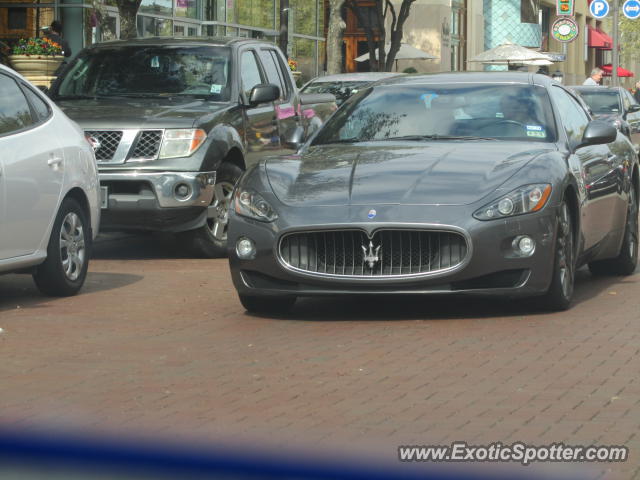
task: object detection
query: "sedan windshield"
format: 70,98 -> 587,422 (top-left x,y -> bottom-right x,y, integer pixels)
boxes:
312,84 -> 558,145
301,81 -> 369,105
55,46 -> 231,100
577,90 -> 621,114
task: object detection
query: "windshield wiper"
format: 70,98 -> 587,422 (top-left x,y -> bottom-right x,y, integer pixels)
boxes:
54,94 -> 101,100
315,138 -> 361,145
381,134 -> 498,141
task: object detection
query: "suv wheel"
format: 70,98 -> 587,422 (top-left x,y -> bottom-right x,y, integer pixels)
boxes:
33,197 -> 91,296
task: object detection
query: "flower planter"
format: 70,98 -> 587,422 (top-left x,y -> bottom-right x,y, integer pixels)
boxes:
9,55 -> 64,88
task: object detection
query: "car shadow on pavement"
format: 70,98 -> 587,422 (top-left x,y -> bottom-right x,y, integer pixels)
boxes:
0,271 -> 143,313
272,267 -> 636,321
92,232 -> 195,260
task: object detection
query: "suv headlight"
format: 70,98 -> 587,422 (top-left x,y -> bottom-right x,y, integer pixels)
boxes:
234,188 -> 278,222
158,129 -> 206,159
473,184 -> 552,220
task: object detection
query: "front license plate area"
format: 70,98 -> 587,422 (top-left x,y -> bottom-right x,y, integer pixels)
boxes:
100,186 -> 108,209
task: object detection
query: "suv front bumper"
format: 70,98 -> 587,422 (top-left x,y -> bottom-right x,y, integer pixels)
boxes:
99,170 -> 216,232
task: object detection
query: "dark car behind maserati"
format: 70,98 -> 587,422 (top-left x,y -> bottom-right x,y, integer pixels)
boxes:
228,72 -> 639,314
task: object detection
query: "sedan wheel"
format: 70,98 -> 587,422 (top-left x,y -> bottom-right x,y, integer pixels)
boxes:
542,201 -> 575,311
589,186 -> 638,276
33,198 -> 91,296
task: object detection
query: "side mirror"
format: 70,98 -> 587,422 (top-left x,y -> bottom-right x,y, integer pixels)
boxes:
628,104 -> 640,113
284,125 -> 305,150
246,84 -> 279,107
576,120 -> 618,150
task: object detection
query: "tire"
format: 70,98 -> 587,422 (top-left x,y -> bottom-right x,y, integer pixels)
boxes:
180,162 -> 244,258
239,295 -> 297,315
541,201 -> 575,311
588,187 -> 638,276
33,197 -> 91,296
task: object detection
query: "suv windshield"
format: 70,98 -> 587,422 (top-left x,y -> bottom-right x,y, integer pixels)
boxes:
55,45 -> 232,100
312,83 -> 557,145
576,90 -> 621,114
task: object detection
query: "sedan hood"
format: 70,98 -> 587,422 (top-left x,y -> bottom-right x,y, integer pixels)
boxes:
265,142 -> 555,206
56,97 -> 231,129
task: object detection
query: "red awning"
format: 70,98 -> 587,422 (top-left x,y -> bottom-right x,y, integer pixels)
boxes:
600,64 -> 635,77
588,26 -> 613,50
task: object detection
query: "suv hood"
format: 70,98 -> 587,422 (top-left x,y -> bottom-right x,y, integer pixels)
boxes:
56,97 -> 232,129
265,142 -> 555,207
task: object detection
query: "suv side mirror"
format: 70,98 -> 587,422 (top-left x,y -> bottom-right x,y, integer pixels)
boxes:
576,120 -> 617,150
628,104 -> 640,113
246,84 -> 280,107
284,125 -> 305,150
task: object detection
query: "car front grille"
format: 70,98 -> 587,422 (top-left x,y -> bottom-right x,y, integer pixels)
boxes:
279,229 -> 468,277
131,130 -> 163,159
85,130 -> 123,161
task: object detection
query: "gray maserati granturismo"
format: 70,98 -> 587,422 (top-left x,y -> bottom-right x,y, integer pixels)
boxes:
228,72 -> 639,314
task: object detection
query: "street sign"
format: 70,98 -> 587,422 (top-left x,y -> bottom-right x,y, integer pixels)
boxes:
623,0 -> 640,19
590,0 -> 610,18
551,17 -> 579,42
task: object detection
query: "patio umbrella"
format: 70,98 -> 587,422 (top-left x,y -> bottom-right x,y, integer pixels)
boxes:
355,43 -> 437,71
469,41 -> 552,66
600,64 -> 634,77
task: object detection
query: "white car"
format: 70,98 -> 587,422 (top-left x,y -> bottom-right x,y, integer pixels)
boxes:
0,64 -> 100,296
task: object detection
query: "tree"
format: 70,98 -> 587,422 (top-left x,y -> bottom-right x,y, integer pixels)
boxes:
327,0 -> 346,74
116,0 -> 143,39
346,0 -> 416,72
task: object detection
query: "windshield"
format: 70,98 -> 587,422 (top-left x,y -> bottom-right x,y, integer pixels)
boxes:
577,90 -> 621,114
301,81 -> 369,105
55,45 -> 232,100
312,83 -> 558,145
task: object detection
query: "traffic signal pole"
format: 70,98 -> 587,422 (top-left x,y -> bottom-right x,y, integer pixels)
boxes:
613,0 -> 620,86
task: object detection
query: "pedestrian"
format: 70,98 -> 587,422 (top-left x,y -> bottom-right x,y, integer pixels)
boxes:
43,20 -> 71,58
633,81 -> 640,103
583,67 -> 603,86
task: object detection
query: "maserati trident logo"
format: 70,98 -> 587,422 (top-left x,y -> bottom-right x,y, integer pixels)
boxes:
362,241 -> 381,269
367,209 -> 377,219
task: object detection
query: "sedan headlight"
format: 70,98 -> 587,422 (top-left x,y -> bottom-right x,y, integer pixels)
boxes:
474,184 -> 552,220
234,189 -> 278,222
158,129 -> 207,159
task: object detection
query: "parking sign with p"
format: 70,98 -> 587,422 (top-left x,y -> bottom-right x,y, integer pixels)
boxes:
590,0 -> 610,18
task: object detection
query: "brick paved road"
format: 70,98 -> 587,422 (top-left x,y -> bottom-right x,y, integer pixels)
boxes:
0,233 -> 638,479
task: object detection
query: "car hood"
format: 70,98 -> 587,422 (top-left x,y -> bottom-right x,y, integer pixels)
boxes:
55,97 -> 231,129
265,142 -> 555,207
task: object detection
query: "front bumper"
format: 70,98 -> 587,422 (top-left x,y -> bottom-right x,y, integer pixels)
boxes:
99,170 -> 216,232
228,204 -> 559,299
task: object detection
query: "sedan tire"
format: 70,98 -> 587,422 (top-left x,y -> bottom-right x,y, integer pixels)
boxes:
33,197 -> 91,297
588,187 -> 638,276
542,201 -> 575,311
239,295 -> 297,315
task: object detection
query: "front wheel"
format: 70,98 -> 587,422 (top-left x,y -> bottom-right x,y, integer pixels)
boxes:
541,201 -> 575,311
180,162 -> 244,258
239,295 -> 297,315
589,186 -> 638,276
33,197 -> 91,296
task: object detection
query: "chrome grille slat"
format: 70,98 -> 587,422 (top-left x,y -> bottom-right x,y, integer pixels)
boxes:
280,229 -> 468,278
85,130 -> 123,161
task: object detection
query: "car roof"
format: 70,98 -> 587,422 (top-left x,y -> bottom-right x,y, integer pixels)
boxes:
85,36 -> 264,49
569,85 -> 623,92
371,71 -> 555,87
307,72 -> 404,83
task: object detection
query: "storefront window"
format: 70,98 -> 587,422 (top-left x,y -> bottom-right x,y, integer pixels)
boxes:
291,0 -> 316,35
236,0 -> 275,29
138,15 -> 173,36
204,0 -> 225,21
139,0 -> 173,17
176,0 -> 200,18
293,36 -> 316,80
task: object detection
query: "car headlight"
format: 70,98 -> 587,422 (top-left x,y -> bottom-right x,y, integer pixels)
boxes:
473,184 -> 552,220
158,129 -> 207,159
234,188 -> 278,222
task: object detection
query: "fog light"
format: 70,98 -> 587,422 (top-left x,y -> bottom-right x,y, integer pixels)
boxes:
175,183 -> 191,199
236,237 -> 256,259
513,235 -> 535,256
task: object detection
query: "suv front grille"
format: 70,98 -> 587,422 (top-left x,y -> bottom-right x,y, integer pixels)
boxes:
85,130 -> 123,161
131,130 -> 163,159
279,229 -> 468,277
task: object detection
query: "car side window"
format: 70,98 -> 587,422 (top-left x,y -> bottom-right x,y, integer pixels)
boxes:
258,49 -> 287,102
21,84 -> 52,122
269,50 -> 292,100
240,50 -> 264,99
0,73 -> 35,136
549,86 -> 589,145
621,90 -> 631,111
